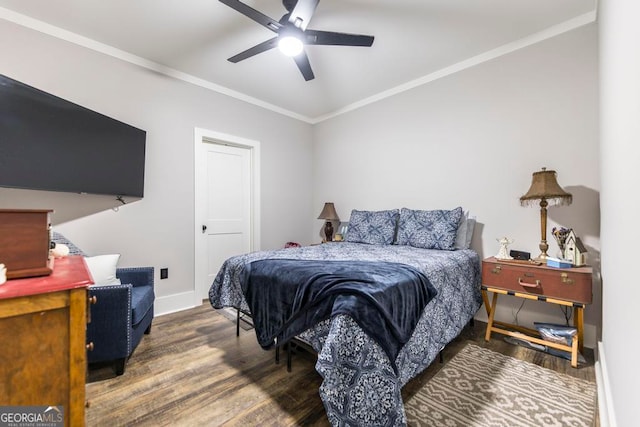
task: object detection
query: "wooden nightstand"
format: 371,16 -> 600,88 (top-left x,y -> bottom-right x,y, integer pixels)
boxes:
481,257 -> 593,367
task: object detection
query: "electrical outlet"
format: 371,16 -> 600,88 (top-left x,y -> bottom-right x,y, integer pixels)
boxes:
160,268 -> 168,279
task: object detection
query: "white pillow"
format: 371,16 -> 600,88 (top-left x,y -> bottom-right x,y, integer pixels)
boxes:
454,211 -> 469,249
465,216 -> 476,248
454,211 -> 476,250
85,254 -> 121,286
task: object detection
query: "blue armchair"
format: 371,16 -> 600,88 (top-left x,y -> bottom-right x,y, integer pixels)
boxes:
52,232 -> 155,375
87,267 -> 154,374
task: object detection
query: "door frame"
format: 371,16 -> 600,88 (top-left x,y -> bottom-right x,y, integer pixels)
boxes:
194,128 -> 261,305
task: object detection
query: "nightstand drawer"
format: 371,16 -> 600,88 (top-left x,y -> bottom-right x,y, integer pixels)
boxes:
482,258 -> 592,304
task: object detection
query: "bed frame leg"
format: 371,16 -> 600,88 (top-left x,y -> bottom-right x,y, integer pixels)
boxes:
276,345 -> 280,364
439,351 -> 444,363
469,317 -> 475,328
287,342 -> 292,372
236,309 -> 240,337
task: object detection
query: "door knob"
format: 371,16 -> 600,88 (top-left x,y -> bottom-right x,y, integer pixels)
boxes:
202,225 -> 207,233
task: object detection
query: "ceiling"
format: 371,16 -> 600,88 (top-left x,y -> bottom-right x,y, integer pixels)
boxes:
0,0 -> 596,122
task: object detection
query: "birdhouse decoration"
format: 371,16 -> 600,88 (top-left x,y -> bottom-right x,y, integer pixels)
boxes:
563,229 -> 587,266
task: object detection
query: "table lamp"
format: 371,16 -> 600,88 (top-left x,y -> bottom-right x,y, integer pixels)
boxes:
520,168 -> 572,261
318,202 -> 340,242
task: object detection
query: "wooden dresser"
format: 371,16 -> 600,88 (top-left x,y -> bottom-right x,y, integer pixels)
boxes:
0,256 -> 93,426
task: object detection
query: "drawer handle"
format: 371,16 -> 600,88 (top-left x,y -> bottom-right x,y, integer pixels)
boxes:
518,277 -> 541,288
491,266 -> 502,274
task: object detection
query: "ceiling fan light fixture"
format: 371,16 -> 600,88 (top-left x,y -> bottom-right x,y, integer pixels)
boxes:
220,0 -> 374,80
278,35 -> 304,57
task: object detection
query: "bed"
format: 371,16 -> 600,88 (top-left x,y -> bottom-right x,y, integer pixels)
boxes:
208,208 -> 482,426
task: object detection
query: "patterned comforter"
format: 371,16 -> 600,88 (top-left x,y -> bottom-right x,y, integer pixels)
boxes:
209,242 -> 482,426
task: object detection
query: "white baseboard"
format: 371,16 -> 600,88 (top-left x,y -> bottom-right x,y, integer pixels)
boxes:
595,341 -> 617,427
155,291 -> 198,316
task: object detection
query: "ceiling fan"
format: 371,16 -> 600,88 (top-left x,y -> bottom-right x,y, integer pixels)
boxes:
219,0 -> 375,81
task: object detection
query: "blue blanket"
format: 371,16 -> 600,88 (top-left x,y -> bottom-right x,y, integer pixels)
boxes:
241,259 -> 437,370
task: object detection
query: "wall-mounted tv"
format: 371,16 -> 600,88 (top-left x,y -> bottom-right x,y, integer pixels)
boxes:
0,74 -> 146,198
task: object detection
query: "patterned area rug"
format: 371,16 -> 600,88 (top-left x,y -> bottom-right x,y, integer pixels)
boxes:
405,343 -> 596,426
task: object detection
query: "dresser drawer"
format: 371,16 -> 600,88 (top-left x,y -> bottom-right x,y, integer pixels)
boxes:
482,258 -> 592,304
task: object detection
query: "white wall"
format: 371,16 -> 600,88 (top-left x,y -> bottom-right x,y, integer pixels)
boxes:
0,5 -> 606,358
599,0 -> 640,425
2,8 -> 624,421
313,24 -> 600,346
0,19 -> 314,312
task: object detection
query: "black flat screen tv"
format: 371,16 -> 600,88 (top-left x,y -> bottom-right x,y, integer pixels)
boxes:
0,74 -> 146,198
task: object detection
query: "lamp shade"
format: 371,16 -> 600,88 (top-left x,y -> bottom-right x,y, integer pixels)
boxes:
318,202 -> 340,221
520,168 -> 572,207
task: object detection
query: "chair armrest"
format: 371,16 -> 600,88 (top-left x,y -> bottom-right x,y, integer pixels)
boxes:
88,285 -> 133,327
87,284 -> 134,358
116,267 -> 154,288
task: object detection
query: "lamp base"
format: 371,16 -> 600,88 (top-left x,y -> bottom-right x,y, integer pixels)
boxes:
323,221 -> 334,242
534,240 -> 550,262
534,253 -> 549,263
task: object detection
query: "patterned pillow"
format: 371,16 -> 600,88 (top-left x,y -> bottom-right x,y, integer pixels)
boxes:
344,209 -> 399,245
396,207 -> 463,250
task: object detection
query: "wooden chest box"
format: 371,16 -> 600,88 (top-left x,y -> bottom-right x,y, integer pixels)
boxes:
482,257 -> 592,304
0,209 -> 53,279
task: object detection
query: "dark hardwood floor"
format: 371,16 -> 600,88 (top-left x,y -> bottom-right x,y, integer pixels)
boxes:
86,302 -> 597,426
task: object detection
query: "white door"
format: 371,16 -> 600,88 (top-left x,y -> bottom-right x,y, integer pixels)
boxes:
194,129 -> 260,304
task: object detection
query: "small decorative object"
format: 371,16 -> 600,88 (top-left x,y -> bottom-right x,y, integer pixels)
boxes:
495,237 -> 514,260
318,202 -> 340,242
51,243 -> 70,258
334,222 -> 349,241
0,263 -> 6,285
563,229 -> 588,266
0,209 -> 54,279
551,227 -> 572,259
520,168 -> 572,261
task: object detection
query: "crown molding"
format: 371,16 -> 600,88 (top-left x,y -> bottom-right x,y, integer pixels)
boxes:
1,7 -> 596,125
311,10 -> 597,124
0,6 -> 314,123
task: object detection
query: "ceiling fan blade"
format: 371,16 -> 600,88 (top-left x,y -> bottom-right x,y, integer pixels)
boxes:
228,37 -> 279,63
288,0 -> 319,30
219,0 -> 282,32
304,30 -> 374,47
293,51 -> 315,81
